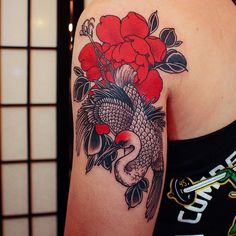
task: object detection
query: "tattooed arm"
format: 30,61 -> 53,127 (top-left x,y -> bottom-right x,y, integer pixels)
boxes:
65,1 -> 187,235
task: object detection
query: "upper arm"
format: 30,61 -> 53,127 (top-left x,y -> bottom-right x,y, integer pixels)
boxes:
65,1 -> 187,235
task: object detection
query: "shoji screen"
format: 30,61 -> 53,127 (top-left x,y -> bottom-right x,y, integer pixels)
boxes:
0,0 -> 58,235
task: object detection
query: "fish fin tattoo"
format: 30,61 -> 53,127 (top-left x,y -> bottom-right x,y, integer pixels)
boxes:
74,11 -> 187,221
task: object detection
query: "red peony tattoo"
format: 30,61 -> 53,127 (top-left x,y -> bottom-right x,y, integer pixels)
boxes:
77,11 -> 187,103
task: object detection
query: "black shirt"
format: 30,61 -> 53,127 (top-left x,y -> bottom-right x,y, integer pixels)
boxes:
154,120 -> 236,236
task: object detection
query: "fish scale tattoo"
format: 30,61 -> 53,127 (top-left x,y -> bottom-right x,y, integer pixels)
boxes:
73,11 -> 187,221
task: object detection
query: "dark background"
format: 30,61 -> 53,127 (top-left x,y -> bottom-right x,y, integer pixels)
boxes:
57,1 -> 84,235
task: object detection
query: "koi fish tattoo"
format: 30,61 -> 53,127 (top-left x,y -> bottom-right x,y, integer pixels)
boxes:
73,11 -> 187,221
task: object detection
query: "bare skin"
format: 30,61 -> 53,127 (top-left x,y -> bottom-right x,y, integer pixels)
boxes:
165,0 -> 236,139
65,1 -> 236,235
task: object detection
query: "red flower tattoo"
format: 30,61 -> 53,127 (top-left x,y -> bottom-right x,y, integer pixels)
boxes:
80,12 -> 165,102
77,11 -> 186,103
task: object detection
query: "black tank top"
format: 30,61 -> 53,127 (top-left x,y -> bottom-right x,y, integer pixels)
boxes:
154,120 -> 236,236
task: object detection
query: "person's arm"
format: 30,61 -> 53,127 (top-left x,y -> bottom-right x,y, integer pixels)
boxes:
65,1 -> 187,235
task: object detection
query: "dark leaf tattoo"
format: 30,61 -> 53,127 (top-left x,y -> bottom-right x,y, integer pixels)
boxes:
73,76 -> 91,102
138,178 -> 149,192
86,126 -> 102,155
125,178 -> 149,209
86,155 -> 96,174
175,40 -> 183,47
125,185 -> 143,209
148,11 -> 159,35
156,49 -> 188,74
160,28 -> 178,47
100,135 -> 118,172
73,66 -> 84,77
74,10 -> 187,221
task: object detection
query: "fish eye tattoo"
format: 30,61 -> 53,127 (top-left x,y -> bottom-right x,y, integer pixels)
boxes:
73,11 -> 187,221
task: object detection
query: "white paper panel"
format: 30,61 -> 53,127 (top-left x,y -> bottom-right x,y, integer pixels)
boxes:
3,219 -> 29,236
33,216 -> 57,236
1,108 -> 27,160
1,0 -> 28,46
32,163 -> 57,213
31,50 -> 57,103
1,49 -> 27,104
31,107 -> 56,159
31,0 -> 57,46
2,164 -> 28,215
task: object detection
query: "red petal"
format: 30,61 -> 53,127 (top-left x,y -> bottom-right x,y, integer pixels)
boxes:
119,42 -> 137,63
89,89 -> 95,96
86,66 -> 101,81
112,61 -> 122,69
79,43 -> 102,71
112,43 -> 136,64
129,36 -> 149,55
137,66 -> 148,82
102,43 -> 111,52
135,55 -> 149,82
130,62 -> 139,83
112,44 -> 122,62
106,71 -> 115,83
96,16 -> 124,45
130,62 -> 139,71
95,124 -> 110,134
121,12 -> 149,38
128,36 -> 154,66
136,70 -> 163,103
104,45 -> 116,60
146,36 -> 167,62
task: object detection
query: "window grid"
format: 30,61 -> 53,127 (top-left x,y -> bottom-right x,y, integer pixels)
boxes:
0,46 -> 56,50
0,0 -> 82,235
0,0 -> 58,235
